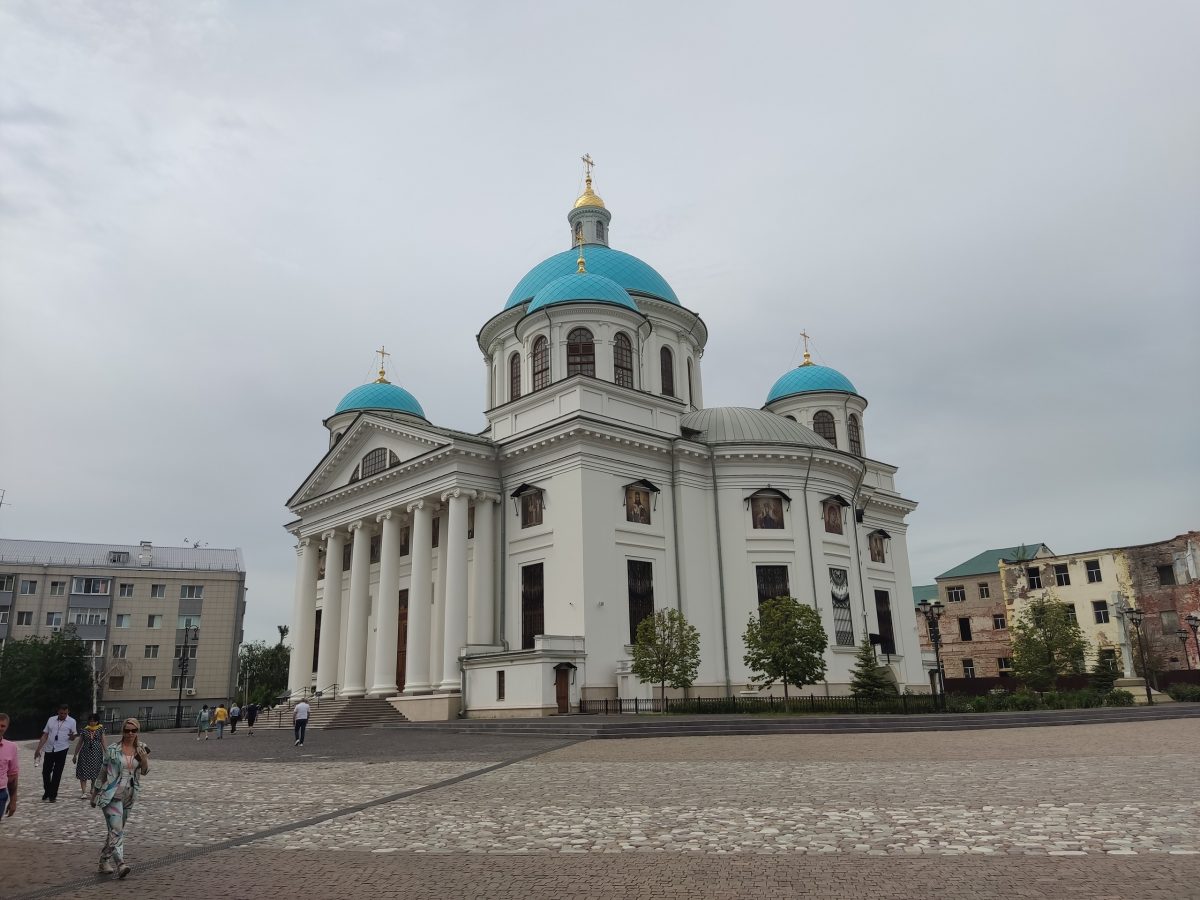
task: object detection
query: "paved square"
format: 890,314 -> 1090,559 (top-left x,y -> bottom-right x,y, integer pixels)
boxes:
2,720 -> 1198,898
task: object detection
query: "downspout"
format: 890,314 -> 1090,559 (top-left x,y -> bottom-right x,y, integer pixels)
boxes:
670,438 -> 683,614
497,447 -> 509,651
801,452 -> 818,611
707,445 -> 732,696
849,458 -> 870,636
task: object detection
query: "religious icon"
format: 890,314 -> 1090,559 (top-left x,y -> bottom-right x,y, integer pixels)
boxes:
823,500 -> 843,535
521,492 -> 543,528
869,531 -> 886,563
751,496 -> 784,530
625,487 -> 651,525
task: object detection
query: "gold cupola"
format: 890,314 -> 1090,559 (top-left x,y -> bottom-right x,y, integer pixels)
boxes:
568,153 -> 612,247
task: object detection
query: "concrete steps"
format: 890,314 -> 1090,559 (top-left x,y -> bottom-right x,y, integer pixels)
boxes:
385,703 -> 1200,740
256,697 -> 409,730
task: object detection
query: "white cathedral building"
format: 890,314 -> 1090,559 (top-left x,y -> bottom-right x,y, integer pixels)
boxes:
285,166 -> 925,719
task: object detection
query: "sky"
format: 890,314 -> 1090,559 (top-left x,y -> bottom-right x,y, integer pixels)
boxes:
2,1 -> 1197,643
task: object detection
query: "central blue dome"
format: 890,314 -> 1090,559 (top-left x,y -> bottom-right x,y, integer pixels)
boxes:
528,272 -> 639,314
506,245 -> 678,309
334,382 -> 426,418
765,364 -> 859,404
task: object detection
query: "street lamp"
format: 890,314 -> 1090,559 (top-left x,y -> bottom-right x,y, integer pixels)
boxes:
174,624 -> 199,729
1176,628 -> 1192,671
1186,614 -> 1200,671
917,598 -> 946,710
1121,608 -> 1153,705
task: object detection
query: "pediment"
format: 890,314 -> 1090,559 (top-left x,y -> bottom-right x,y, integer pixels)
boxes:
288,414 -> 448,508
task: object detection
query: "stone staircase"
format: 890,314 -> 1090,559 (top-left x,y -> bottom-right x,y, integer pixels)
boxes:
257,697 -> 409,730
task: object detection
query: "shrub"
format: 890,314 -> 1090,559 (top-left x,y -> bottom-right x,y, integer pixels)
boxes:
1007,690 -> 1044,711
1165,683 -> 1200,702
1104,689 -> 1135,707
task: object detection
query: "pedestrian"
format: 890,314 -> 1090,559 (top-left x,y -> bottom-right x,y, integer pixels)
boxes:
72,713 -> 106,800
93,717 -> 150,878
293,698 -> 310,747
0,712 -> 18,819
213,704 -> 229,739
229,702 -> 241,734
244,702 -> 259,735
196,705 -> 211,741
33,704 -> 78,802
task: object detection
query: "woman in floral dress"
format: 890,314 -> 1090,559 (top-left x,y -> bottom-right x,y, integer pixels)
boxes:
93,717 -> 150,878
72,714 -> 105,799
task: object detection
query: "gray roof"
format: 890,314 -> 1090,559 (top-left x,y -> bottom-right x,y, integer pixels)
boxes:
0,539 -> 244,572
680,407 -> 833,448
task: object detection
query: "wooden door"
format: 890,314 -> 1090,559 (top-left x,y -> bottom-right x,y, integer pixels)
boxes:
396,589 -> 408,692
555,667 -> 570,714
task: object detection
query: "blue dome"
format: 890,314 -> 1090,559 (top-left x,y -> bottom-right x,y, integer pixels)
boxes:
334,381 -> 426,418
506,245 -> 678,309
765,364 -> 859,404
527,272 -> 639,314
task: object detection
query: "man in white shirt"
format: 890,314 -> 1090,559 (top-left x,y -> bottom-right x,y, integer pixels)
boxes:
292,699 -> 310,747
34,704 -> 78,802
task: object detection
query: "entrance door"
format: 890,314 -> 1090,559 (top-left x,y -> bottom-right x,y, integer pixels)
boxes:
395,589 -> 408,692
554,667 -> 570,714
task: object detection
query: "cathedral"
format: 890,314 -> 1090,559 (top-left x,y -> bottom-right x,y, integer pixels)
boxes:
285,162 -> 925,719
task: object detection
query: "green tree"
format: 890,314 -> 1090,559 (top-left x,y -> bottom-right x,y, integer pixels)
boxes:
276,624 -> 290,646
630,608 -> 701,704
1011,593 -> 1087,691
0,629 -> 93,738
849,636 -> 898,700
238,640 -> 291,707
742,596 -> 828,700
1089,649 -> 1120,693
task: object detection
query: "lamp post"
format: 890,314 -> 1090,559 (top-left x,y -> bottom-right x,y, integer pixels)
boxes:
1186,614 -> 1200,672
1122,608 -> 1153,705
174,624 -> 199,728
1176,628 -> 1192,670
917,599 -> 946,710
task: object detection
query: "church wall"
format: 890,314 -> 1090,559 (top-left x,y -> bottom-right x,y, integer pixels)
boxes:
674,460 -> 727,690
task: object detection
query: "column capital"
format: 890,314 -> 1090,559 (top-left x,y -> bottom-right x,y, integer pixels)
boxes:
347,519 -> 367,533
375,510 -> 395,524
407,499 -> 426,514
441,488 -> 469,503
474,491 -> 501,505
321,529 -> 343,542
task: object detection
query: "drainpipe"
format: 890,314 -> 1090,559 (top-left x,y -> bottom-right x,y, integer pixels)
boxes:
497,450 -> 509,651
670,439 -> 683,614
707,446 -> 732,696
848,459 -> 870,636
801,453 -> 819,611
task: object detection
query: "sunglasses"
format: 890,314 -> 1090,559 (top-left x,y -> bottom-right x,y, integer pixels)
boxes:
123,728 -> 139,733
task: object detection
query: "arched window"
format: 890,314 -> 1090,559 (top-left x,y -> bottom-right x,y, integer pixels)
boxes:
660,346 -> 675,397
595,220 -> 605,242
613,332 -> 634,388
686,358 -> 694,406
813,410 -> 837,447
573,221 -> 583,243
567,327 -> 595,377
361,447 -> 389,478
848,414 -> 862,456
532,336 -> 550,391
509,352 -> 521,401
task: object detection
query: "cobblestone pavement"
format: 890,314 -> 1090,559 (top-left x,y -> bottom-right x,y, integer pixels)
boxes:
3,720 -> 1198,899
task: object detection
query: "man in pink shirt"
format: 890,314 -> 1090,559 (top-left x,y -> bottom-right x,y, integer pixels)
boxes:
0,712 -> 18,818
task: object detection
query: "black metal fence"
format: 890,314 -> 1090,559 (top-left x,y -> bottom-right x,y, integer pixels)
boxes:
579,694 -> 941,716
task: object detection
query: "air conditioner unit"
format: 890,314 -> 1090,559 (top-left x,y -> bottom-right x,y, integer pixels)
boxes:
51,626 -> 61,633
185,688 -> 196,696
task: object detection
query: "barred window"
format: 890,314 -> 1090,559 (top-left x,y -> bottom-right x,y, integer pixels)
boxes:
613,332 -> 634,388
813,411 -> 837,447
509,352 -> 521,400
755,565 -> 790,604
532,336 -> 550,391
627,560 -> 655,644
830,567 -> 853,646
567,327 -> 595,377
660,346 -> 675,397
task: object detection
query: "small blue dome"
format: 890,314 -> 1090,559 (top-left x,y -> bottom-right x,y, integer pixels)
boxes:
765,364 -> 859,404
506,245 -> 678,309
334,381 -> 426,418
527,272 -> 640,314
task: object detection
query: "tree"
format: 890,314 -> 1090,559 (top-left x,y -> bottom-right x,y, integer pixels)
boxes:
276,624 -> 290,646
742,596 -> 828,700
1010,593 -> 1087,691
0,630 -> 93,738
1089,650 -> 1119,693
630,608 -> 701,704
238,641 -> 291,707
849,636 -> 898,700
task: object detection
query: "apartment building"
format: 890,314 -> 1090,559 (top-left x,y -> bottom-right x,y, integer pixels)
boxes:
0,538 -> 246,724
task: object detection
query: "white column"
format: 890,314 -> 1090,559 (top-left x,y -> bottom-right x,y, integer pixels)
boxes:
287,537 -> 320,698
430,505 -> 446,687
403,501 -> 434,694
315,529 -> 346,696
340,520 -> 373,699
439,489 -> 470,690
468,494 -> 497,645
369,510 -> 403,697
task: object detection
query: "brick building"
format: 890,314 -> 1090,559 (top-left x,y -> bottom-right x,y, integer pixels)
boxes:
1122,532 -> 1200,673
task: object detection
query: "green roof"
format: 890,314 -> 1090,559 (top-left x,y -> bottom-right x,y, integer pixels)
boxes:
936,543 -> 1050,581
912,584 -> 938,606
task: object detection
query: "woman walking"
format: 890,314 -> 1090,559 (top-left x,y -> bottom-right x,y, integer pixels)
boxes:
71,714 -> 105,799
195,705 -> 211,741
93,717 -> 150,878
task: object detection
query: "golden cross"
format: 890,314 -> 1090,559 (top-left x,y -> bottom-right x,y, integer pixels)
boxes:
581,153 -> 595,180
375,345 -> 391,382
799,330 -> 811,354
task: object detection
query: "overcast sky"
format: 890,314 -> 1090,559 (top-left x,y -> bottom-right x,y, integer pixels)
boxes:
2,2 -> 1197,643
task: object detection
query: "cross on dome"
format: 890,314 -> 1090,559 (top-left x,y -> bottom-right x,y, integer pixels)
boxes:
374,346 -> 391,383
